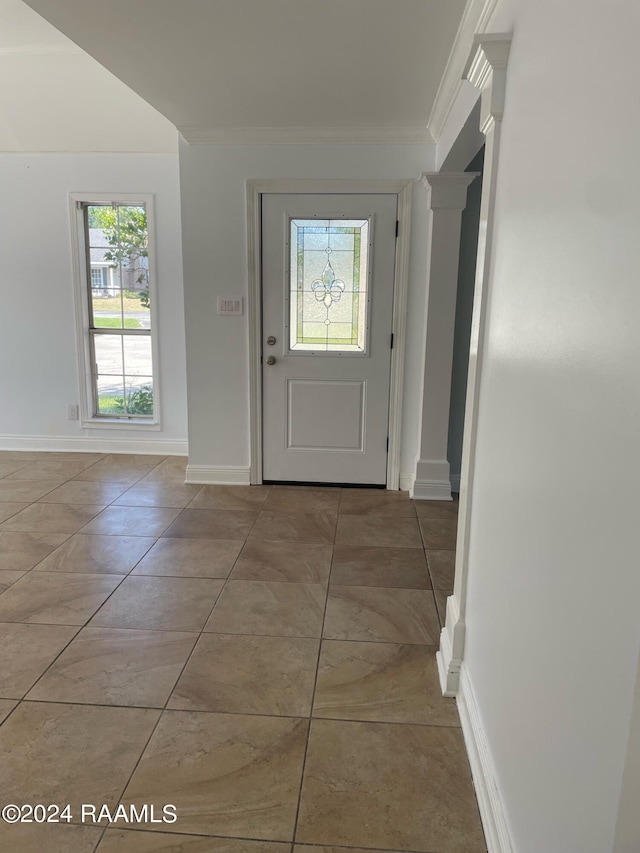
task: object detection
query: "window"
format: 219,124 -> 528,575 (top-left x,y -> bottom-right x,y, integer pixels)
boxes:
289,218 -> 370,353
72,195 -> 158,425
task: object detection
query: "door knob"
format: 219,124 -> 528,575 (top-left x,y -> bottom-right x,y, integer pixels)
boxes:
265,355 -> 276,366
266,336 -> 277,346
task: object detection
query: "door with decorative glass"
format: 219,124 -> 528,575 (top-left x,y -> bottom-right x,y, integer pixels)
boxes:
261,193 -> 397,484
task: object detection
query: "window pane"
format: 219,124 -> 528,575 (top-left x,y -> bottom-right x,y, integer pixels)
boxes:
94,333 -> 124,376
122,377 -> 154,416
289,219 -> 369,353
123,336 -> 152,376
82,200 -> 154,420
96,375 -> 126,416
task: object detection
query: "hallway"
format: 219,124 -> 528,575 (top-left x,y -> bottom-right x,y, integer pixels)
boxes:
0,451 -> 484,853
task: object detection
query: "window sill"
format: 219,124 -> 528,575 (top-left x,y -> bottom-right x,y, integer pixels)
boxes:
82,418 -> 161,431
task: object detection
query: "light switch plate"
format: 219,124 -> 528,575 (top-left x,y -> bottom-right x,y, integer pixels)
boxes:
217,296 -> 243,316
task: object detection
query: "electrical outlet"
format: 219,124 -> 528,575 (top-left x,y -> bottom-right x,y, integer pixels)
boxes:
67,404 -> 79,421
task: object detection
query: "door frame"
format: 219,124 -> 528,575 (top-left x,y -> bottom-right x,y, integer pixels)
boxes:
246,179 -> 412,488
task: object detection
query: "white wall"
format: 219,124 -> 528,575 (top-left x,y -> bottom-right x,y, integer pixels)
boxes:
0,153 -> 188,452
614,649 -> 640,852
443,1 -> 640,851
178,141 -> 435,478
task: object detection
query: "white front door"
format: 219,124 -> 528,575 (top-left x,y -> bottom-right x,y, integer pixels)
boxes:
261,193 -> 397,485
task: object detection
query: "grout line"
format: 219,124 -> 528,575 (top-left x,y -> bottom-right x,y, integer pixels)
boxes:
290,495 -> 337,844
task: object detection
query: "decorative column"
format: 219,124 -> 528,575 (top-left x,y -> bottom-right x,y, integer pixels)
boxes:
437,34 -> 512,697
412,172 -> 478,501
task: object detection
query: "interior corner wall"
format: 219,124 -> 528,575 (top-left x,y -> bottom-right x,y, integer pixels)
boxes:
178,141 -> 436,477
457,1 -> 640,852
0,153 -> 187,451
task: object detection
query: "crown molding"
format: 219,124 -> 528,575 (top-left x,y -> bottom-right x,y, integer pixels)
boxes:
0,44 -> 82,56
426,0 -> 500,142
178,125 -> 434,146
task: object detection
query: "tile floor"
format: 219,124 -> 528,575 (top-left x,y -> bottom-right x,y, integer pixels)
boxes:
0,452 -> 483,853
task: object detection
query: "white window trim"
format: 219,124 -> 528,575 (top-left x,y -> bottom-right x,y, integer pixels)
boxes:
69,192 -> 161,430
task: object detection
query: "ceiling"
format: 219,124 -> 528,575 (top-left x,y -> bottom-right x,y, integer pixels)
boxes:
21,0 -> 468,143
0,0 -> 177,151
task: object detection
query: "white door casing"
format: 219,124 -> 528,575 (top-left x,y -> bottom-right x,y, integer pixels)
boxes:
261,193 -> 397,485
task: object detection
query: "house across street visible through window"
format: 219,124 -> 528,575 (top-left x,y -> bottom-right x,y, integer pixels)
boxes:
78,201 -> 155,420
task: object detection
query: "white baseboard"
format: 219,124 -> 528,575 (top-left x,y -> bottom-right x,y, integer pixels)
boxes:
185,465 -> 251,485
0,434 -> 188,456
450,473 -> 461,493
412,479 -> 453,500
457,666 -> 514,853
399,472 -> 415,493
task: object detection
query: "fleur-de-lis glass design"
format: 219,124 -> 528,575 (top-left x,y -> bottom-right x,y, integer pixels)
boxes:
311,253 -> 345,314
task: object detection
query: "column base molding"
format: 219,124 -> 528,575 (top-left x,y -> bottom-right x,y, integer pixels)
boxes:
411,458 -> 452,500
436,592 -> 465,696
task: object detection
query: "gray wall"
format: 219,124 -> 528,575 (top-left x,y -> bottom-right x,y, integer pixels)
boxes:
447,147 -> 483,490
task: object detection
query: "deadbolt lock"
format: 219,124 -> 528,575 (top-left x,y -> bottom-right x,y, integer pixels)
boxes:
266,336 -> 277,346
265,355 -> 276,366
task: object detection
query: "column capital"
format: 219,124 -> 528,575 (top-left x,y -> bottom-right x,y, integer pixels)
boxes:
420,172 -> 480,210
464,33 -> 512,129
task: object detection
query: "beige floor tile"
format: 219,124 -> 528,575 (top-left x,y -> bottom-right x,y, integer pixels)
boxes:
34,533 -> 156,574
81,506 -> 181,537
419,516 -> 458,550
0,451 -> 42,460
206,580 -> 326,638
90,576 -> 224,631
313,640 -> 459,726
294,848 -> 414,853
38,481 -> 129,505
0,569 -> 27,592
0,823 -> 102,853
163,509 -> 258,540
135,456 -> 187,484
230,539 -> 332,584
0,480 -> 64,502
0,502 -> 28,522
189,484 -> 271,511
0,531 -> 69,570
338,489 -> 416,517
74,455 -> 164,484
5,459 -> 96,481
97,830 -> 290,853
414,497 -> 459,518
331,546 -> 429,589
114,483 -> 202,508
0,702 -> 160,812
27,627 -> 198,708
169,633 -> 319,715
8,452 -> 104,464
250,511 -> 337,544
131,537 -> 242,579
0,572 -> 122,625
0,623 -> 78,698
434,589 -> 450,627
296,719 -> 486,851
427,548 -> 456,589
0,503 -> 105,534
0,460 -> 32,477
0,698 -> 17,725
324,586 -> 440,644
335,515 -> 422,548
263,488 -> 341,514
121,710 -> 308,839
